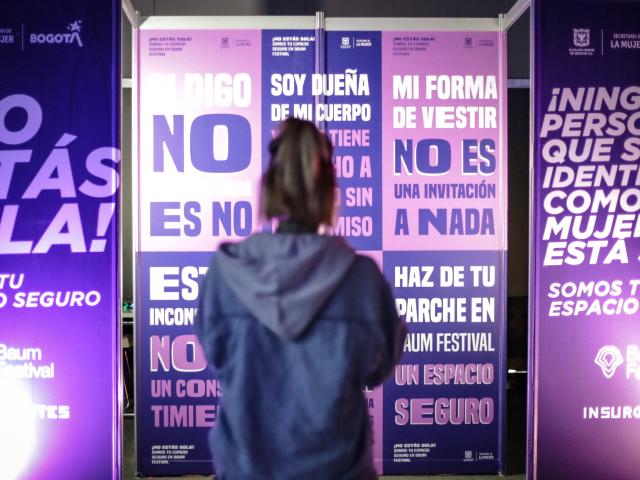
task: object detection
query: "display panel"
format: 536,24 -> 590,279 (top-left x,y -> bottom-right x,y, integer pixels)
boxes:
530,1 -> 640,479
136,19 -> 507,475
0,1 -> 121,479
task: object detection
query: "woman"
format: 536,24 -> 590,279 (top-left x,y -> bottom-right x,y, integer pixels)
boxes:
195,117 -> 405,480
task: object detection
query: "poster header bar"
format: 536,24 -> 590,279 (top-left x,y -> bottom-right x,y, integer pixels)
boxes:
326,17 -> 500,31
139,15 -> 500,32
140,16 -> 315,30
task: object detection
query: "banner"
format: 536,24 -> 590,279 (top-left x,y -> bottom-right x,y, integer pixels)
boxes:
136,20 -> 506,476
380,30 -> 507,474
136,28 -> 262,475
531,1 -> 640,479
0,2 -> 120,480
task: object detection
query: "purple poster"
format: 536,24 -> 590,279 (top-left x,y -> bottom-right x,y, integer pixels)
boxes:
531,1 -> 640,479
325,29 -> 385,470
380,31 -> 507,473
136,28 -> 263,475
137,20 -> 507,476
0,1 -> 120,479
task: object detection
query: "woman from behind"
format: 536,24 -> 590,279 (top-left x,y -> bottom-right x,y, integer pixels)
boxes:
195,117 -> 405,480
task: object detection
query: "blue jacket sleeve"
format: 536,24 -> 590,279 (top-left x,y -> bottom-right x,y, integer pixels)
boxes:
194,260 -> 227,373
365,273 -> 406,387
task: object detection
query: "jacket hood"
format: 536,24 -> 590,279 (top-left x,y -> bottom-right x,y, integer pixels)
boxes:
215,233 -> 356,339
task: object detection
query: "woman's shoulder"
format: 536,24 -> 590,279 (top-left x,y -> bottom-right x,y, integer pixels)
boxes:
344,253 -> 387,287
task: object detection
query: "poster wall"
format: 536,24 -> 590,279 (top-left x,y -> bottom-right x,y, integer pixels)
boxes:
530,1 -> 640,479
136,19 -> 506,476
0,1 -> 121,480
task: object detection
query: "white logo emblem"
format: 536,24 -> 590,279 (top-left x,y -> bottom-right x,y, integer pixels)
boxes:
595,346 -> 624,379
573,28 -> 590,47
341,36 -> 350,47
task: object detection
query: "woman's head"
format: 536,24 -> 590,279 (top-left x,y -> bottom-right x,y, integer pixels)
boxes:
261,118 -> 336,231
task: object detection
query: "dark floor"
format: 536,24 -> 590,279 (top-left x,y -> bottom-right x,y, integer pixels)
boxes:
122,371 -> 527,480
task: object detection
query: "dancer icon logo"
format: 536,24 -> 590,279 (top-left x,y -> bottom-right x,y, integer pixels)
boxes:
594,346 -> 624,379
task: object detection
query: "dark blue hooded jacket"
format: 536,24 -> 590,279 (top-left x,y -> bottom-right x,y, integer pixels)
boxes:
195,232 -> 405,480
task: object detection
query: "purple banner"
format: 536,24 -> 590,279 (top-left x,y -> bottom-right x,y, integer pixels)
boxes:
380,31 -> 507,474
383,251 -> 505,473
531,1 -> 640,479
137,251 -> 219,475
325,30 -> 385,469
325,31 -> 382,251
136,28 -> 264,475
0,1 -> 120,479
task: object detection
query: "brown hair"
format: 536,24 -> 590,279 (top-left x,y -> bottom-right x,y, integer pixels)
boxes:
261,118 -> 336,230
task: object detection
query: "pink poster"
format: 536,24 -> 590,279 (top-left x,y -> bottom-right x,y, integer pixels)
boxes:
382,31 -> 507,252
379,31 -> 507,474
137,29 -> 263,476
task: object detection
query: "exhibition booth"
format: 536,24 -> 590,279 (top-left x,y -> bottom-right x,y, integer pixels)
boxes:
0,0 -> 638,479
